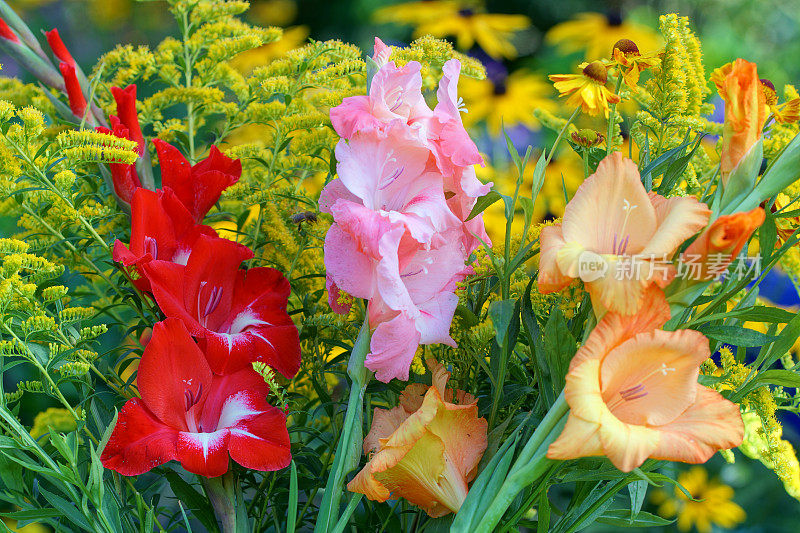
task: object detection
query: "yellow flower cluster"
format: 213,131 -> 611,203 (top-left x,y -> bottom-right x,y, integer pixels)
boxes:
711,347 -> 800,501
29,407 -> 78,439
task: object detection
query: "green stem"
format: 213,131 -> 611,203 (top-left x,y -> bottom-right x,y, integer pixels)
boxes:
181,10 -> 196,162
473,392 -> 569,532
582,149 -> 589,178
546,107 -> 581,166
606,75 -> 624,156
203,471 -> 242,533
314,313 -> 372,533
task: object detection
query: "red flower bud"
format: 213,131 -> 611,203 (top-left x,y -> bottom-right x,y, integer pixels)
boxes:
45,28 -> 75,66
111,85 -> 145,154
0,18 -> 19,43
59,61 -> 86,118
96,116 -> 142,204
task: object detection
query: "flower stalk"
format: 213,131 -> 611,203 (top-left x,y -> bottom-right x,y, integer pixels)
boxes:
203,470 -> 243,533
314,313 -> 372,533
472,392 -> 569,532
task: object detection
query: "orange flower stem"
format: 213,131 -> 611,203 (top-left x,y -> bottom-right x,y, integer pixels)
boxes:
314,312 -> 372,533
473,392 -> 569,533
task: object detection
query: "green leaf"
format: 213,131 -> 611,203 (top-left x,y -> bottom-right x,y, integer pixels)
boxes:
720,138 -> 763,211
684,305 -> 796,327
37,485 -> 93,531
699,325 -> 778,347
742,132 -> 800,210
489,299 -> 517,346
627,480 -> 647,520
596,509 -> 674,528
543,308 -> 576,394
166,472 -> 221,533
466,190 -> 503,221
752,369 -> 800,388
287,461 -> 298,533
530,152 -> 547,203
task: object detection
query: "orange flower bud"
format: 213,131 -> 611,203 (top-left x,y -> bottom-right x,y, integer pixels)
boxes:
682,207 -> 765,281
347,362 -> 487,517
712,59 -> 767,182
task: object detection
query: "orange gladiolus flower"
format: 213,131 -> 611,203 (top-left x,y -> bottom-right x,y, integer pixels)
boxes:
347,362 -> 487,517
712,59 -> 767,182
538,152 -> 710,315
682,207 -> 765,281
547,289 -> 743,472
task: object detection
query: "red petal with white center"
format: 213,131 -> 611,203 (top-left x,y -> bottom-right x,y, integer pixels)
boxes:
228,408 -> 291,472
201,322 -> 300,378
101,398 -> 179,476
177,429 -> 231,477
137,318 -> 213,431
201,267 -> 300,377
198,369 -> 270,431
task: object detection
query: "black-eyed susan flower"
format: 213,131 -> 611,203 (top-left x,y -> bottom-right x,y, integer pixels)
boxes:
373,1 -> 530,59
545,11 -> 662,61
761,78 -> 800,124
459,68 -> 557,134
611,38 -> 660,88
549,61 -> 621,117
651,467 -> 745,533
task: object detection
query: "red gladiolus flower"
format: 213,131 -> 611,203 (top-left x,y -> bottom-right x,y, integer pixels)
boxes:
153,139 -> 241,222
0,18 -> 19,43
101,319 -> 291,477
113,188 -> 218,291
45,28 -> 75,66
111,85 -> 145,154
96,116 -> 140,203
59,62 -> 86,118
141,235 -> 301,378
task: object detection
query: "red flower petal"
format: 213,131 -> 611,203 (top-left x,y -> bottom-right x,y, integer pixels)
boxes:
111,85 -> 145,153
201,267 -> 299,377
59,62 -> 86,118
180,234 -> 253,330
100,398 -> 179,476
0,18 -> 19,43
137,319 -> 213,432
228,408 -> 291,472
46,28 -> 75,66
140,260 -> 204,333
198,369 -> 270,430
153,139 -> 241,222
176,429 -> 231,477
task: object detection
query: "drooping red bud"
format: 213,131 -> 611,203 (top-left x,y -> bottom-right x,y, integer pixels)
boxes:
59,62 -> 86,118
46,28 -> 75,66
0,17 -> 19,43
111,85 -> 145,154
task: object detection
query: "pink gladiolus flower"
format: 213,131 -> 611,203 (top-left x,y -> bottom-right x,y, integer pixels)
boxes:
322,37 -> 491,382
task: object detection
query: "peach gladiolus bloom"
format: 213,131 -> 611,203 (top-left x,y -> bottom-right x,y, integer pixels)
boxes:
348,362 -> 487,517
547,289 -> 743,472
682,207 -> 765,281
712,59 -> 767,182
538,152 -> 710,315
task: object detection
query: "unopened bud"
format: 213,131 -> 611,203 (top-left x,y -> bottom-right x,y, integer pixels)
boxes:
571,129 -> 605,147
